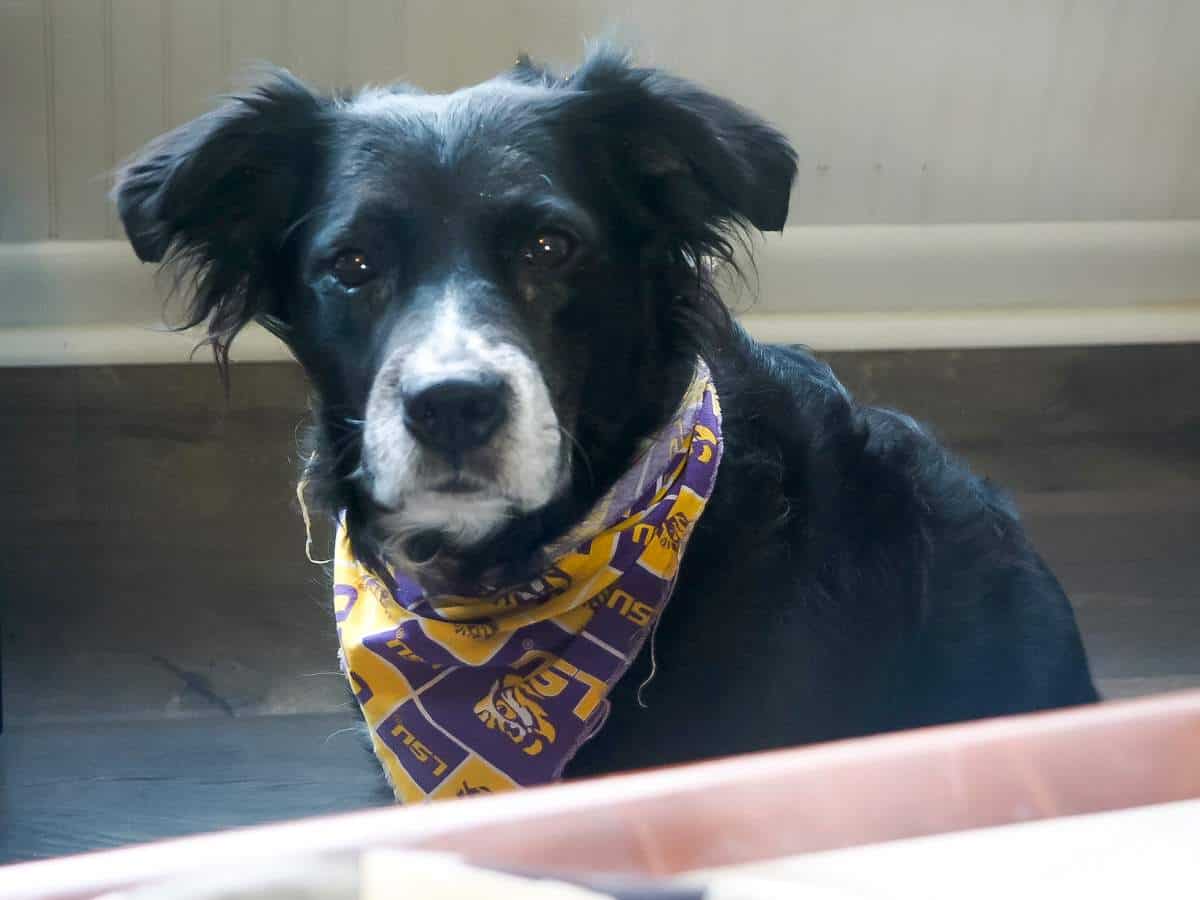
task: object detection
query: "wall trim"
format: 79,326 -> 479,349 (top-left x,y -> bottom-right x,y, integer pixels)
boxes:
3,221 -> 1199,365
744,220 -> 1200,314
3,306 -> 1200,367
741,306 -> 1200,351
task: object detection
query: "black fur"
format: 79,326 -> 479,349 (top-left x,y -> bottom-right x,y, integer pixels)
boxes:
114,47 -> 1097,780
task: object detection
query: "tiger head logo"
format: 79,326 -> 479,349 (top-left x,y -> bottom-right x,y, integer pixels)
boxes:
657,512 -> 691,550
473,673 -> 558,756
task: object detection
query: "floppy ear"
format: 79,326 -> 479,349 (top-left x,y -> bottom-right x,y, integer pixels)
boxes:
113,69 -> 326,364
566,48 -> 797,236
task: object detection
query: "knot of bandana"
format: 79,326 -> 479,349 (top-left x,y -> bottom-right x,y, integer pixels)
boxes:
333,359 -> 722,802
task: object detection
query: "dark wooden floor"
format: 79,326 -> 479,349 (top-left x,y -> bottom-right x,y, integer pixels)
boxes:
0,714 -> 392,861
2,345 -> 1198,862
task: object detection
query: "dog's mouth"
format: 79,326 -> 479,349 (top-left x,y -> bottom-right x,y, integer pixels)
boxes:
429,475 -> 489,495
363,460 -> 575,594
395,521 -> 549,598
402,530 -> 448,565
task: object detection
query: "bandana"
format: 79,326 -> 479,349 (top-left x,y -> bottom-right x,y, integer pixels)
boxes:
332,359 -> 722,802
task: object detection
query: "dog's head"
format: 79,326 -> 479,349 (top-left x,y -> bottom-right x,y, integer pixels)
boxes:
114,48 -> 796,590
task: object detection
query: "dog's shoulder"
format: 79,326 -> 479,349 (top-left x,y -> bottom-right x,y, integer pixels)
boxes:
735,338 -> 1014,515
709,334 -> 1027,582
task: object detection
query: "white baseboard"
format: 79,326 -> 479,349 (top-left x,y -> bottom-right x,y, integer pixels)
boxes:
740,305 -> 1200,351
744,219 -> 1200,314
3,221 -> 1199,365
0,323 -> 294,367
4,304 -> 1200,367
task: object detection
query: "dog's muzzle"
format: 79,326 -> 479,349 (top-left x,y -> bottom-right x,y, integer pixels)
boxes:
360,322 -> 566,554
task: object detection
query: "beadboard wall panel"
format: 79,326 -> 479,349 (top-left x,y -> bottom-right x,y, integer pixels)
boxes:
0,0 -> 52,241
109,0 -> 167,239
3,0 -> 1200,240
47,0 -> 112,239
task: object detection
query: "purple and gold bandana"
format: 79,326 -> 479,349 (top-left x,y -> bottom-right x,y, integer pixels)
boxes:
333,360 -> 722,802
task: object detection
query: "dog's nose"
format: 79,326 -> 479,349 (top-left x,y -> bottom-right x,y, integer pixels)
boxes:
402,374 -> 508,455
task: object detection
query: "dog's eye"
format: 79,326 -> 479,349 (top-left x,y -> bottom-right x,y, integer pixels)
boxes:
332,250 -> 375,288
519,231 -> 574,270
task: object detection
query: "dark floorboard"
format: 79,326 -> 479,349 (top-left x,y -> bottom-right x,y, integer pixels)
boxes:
2,345 -> 1198,862
0,714 -> 391,862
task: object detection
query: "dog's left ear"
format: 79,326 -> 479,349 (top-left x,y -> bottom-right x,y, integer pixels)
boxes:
566,48 -> 798,234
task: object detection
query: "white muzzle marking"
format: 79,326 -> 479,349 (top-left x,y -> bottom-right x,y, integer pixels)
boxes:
361,297 -> 564,552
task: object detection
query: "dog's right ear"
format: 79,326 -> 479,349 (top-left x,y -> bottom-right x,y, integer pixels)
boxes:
113,69 -> 326,362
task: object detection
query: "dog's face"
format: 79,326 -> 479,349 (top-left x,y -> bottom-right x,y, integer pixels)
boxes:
115,50 -> 796,588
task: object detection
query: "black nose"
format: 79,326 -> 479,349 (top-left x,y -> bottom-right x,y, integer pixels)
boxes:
402,374 -> 508,456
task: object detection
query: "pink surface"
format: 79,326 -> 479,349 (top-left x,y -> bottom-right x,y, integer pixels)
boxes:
3,689 -> 1199,900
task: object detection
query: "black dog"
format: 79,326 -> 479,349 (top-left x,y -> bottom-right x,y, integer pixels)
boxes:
114,48 -> 1097,780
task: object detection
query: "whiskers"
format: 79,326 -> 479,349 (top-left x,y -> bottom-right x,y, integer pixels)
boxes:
307,414 -> 367,482
296,412 -> 366,564
555,424 -> 593,487
295,409 -> 365,476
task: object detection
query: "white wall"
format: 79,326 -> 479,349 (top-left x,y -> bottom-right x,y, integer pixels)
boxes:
2,0 -> 1199,361
3,0 -> 1200,241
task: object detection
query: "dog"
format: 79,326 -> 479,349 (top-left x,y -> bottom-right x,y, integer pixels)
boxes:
114,47 -> 1098,787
